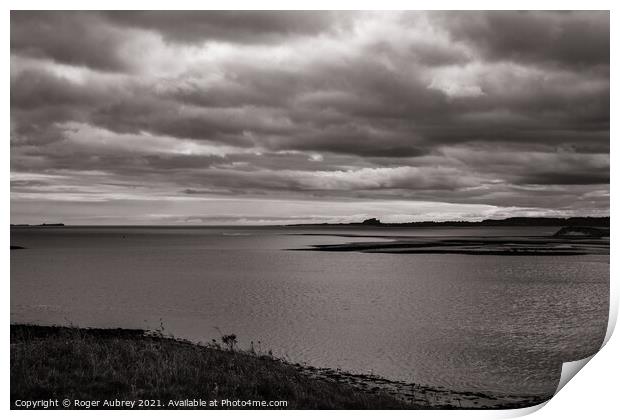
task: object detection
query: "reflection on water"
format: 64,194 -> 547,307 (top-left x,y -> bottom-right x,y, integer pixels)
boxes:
10,226 -> 609,396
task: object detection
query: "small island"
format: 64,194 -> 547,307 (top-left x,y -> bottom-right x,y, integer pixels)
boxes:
553,226 -> 609,238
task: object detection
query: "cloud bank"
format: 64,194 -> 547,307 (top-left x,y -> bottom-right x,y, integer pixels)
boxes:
10,11 -> 609,224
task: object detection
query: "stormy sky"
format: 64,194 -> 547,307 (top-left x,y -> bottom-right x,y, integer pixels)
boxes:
10,11 -> 609,225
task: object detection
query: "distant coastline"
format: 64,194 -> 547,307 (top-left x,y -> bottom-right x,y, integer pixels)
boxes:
287,216 -> 610,228
8,217 -> 610,229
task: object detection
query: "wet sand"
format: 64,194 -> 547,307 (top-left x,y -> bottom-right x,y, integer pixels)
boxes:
292,235 -> 609,256
293,364 -> 551,409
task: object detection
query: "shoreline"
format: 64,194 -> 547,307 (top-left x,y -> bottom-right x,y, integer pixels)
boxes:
291,235 -> 609,257
292,364 -> 550,409
11,324 -> 550,410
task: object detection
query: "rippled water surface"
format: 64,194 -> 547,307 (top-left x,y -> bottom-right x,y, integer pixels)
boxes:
10,226 -> 609,396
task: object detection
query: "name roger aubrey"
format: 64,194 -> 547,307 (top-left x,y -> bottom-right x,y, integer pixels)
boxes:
72,399 -> 139,408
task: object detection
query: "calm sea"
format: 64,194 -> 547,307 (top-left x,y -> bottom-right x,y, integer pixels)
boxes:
10,226 -> 609,396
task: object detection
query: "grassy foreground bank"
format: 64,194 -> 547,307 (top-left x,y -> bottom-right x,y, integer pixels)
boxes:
10,324 -> 411,409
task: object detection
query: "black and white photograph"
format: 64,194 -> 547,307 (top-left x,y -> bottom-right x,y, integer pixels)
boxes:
9,7 -> 611,411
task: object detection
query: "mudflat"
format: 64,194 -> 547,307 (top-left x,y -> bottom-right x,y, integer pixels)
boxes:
295,235 -> 609,256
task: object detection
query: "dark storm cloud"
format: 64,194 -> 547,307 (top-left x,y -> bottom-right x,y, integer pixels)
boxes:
518,172 -> 610,186
11,11 -> 131,72
435,11 -> 610,69
10,11 -> 609,223
102,10 -> 353,44
11,68 -> 102,109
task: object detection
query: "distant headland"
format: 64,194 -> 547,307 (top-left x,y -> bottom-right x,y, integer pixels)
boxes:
10,223 -> 65,227
287,216 -> 609,228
